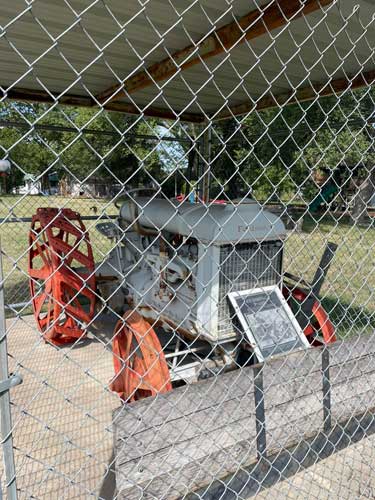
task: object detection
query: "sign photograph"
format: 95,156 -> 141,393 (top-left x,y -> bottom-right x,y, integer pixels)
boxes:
228,285 -> 310,362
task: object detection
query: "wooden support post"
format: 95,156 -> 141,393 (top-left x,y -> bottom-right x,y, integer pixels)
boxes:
2,88 -> 204,123
216,70 -> 375,121
4,69 -> 375,123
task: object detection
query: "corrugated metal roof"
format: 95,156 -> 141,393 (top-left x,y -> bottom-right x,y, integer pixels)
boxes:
1,0 -> 374,121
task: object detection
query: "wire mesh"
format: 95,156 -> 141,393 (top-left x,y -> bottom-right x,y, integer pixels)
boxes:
1,0 -> 375,498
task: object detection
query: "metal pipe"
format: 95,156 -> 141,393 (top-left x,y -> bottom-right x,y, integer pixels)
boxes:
0,214 -> 117,224
201,124 -> 212,202
171,338 -> 181,369
164,346 -> 206,359
0,243 -> 19,500
4,302 -> 28,310
0,120 -> 191,143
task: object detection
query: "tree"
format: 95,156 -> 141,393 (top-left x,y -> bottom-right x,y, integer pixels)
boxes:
209,85 -> 375,207
1,85 -> 374,208
0,102 -> 169,195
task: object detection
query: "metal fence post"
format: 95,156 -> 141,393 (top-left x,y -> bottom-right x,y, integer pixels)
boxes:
0,245 -> 21,500
202,124 -> 212,202
322,347 -> 332,432
254,365 -> 267,461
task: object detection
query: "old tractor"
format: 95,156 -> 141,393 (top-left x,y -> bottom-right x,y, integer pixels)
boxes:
28,196 -> 336,402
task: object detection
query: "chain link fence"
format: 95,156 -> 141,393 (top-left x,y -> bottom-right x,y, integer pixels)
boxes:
1,0 -> 375,498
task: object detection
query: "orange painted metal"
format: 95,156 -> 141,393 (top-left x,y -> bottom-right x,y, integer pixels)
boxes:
28,208 -> 96,346
283,285 -> 336,344
111,310 -> 172,402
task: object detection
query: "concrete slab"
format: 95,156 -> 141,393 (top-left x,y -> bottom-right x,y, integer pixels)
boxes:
2,314 -> 120,499
2,315 -> 375,499
255,433 -> 375,500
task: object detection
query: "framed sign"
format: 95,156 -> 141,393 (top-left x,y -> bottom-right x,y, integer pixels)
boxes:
228,285 -> 310,362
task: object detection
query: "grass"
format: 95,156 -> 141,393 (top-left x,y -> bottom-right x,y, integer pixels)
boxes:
0,194 -> 118,219
0,194 -> 116,308
1,195 -> 374,338
284,214 -> 375,338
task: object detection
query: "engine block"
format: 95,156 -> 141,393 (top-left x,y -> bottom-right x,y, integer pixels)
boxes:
96,198 -> 286,343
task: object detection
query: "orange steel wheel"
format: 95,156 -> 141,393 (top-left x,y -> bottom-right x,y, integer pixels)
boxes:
28,208 -> 96,346
111,310 -> 172,402
283,285 -> 336,345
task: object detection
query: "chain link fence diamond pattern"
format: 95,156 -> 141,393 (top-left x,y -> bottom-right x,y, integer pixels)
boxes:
1,0 -> 375,499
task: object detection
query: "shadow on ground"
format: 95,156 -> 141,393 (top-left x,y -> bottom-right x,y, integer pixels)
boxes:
98,450 -> 117,500
189,411 -> 375,500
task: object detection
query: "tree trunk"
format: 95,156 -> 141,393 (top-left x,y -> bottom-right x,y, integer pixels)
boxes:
351,166 -> 375,224
59,177 -> 68,196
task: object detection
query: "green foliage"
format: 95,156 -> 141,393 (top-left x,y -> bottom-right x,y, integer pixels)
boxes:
0,102 -> 173,193
1,85 -> 374,201
210,86 -> 375,202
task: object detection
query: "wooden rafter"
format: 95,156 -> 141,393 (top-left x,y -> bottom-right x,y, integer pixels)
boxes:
214,69 -> 375,120
2,87 -> 205,123
96,0 -> 333,105
3,68 -> 374,123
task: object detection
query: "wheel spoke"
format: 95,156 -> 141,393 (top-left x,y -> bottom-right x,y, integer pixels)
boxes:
34,291 -> 47,318
30,231 -> 52,264
28,208 -> 96,346
111,310 -> 172,402
29,264 -> 50,280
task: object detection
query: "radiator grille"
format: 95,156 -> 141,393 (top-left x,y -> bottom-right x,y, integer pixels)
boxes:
217,241 -> 283,336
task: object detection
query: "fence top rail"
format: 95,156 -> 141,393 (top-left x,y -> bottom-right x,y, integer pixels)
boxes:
0,215 -> 117,224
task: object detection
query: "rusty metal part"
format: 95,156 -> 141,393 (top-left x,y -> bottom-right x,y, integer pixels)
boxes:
28,208 -> 96,346
282,285 -> 336,344
139,305 -> 200,341
95,276 -> 119,282
110,309 -> 172,402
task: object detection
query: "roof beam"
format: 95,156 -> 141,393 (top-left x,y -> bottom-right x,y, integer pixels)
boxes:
214,69 -> 375,120
2,88 -> 92,108
2,87 -> 205,123
97,0 -> 333,105
3,68 -> 373,123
